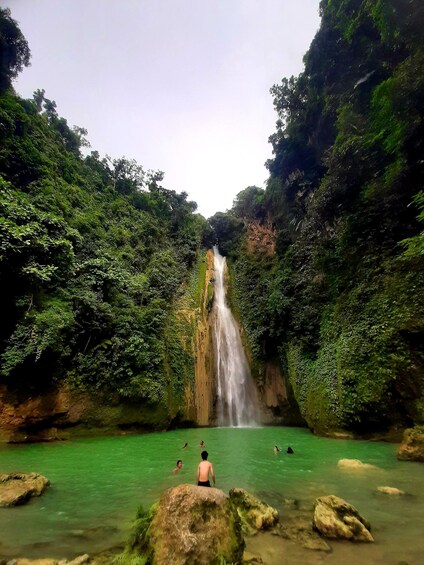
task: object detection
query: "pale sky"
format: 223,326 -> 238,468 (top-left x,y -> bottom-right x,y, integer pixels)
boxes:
5,0 -> 320,218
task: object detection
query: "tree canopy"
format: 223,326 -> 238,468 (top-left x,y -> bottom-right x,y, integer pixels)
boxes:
0,8 -> 31,90
211,0 -> 424,433
0,14 -> 210,412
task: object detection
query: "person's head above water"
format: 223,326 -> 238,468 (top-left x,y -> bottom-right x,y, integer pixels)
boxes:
201,450 -> 209,460
176,459 -> 183,467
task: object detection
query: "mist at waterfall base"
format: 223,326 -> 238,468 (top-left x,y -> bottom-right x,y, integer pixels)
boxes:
212,246 -> 259,427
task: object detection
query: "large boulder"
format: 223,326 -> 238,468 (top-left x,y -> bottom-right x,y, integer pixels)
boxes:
313,495 -> 373,542
0,472 -> 50,507
397,426 -> 424,462
229,488 -> 279,532
145,484 -> 244,565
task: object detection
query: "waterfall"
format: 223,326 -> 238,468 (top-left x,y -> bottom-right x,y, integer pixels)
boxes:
212,246 -> 258,427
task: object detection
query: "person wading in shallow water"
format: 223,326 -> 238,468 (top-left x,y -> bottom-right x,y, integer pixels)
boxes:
197,451 -> 215,487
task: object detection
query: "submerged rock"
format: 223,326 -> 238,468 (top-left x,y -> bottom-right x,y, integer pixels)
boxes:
377,486 -> 405,495
276,510 -> 331,552
242,551 -> 264,564
337,458 -> 379,471
313,495 -> 373,542
397,426 -> 424,462
146,484 -> 244,565
229,488 -> 279,531
0,472 -> 50,507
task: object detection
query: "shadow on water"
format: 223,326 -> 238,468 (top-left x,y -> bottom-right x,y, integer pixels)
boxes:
0,426 -> 423,563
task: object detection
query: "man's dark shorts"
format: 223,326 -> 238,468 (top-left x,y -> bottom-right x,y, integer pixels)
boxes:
197,480 -> 211,487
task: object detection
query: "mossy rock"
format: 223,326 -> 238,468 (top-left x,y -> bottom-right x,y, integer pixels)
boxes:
397,426 -> 424,462
129,484 -> 244,565
229,488 -> 279,532
313,495 -> 373,542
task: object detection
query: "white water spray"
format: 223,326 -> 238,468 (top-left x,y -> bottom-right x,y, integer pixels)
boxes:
213,246 -> 258,427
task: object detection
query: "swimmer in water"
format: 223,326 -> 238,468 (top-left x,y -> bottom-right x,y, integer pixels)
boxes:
172,460 -> 183,473
287,446 -> 294,454
274,445 -> 280,455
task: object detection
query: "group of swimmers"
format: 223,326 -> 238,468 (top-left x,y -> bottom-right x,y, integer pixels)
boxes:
172,440 -> 216,487
172,440 -> 294,488
274,445 -> 294,455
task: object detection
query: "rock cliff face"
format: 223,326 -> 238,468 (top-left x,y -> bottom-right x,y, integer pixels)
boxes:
0,383 -> 170,442
194,250 -> 215,426
245,220 -> 276,256
257,361 -> 305,426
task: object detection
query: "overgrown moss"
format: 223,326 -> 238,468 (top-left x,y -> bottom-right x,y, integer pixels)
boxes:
115,504 -> 157,565
163,250 -> 209,421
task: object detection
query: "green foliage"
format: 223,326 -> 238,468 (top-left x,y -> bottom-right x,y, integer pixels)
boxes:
0,14 -> 207,414
0,8 -> 31,90
114,504 -> 156,565
401,191 -> 424,257
221,0 -> 424,432
2,295 -> 74,375
232,186 -> 266,221
127,504 -> 156,554
209,212 -> 244,257
0,179 -> 76,286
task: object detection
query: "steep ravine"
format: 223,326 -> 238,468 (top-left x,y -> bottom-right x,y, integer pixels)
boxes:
0,247 -> 304,442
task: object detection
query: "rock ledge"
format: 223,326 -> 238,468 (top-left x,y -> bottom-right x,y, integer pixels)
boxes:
0,472 -> 50,507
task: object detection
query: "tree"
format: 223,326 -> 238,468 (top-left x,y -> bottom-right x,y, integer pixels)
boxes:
209,212 -> 244,257
232,186 -> 265,221
0,8 -> 31,90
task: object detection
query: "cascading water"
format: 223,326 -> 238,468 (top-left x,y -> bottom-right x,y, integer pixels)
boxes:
213,245 -> 258,427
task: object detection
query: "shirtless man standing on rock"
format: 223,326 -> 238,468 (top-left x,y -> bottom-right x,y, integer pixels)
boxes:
197,451 -> 215,487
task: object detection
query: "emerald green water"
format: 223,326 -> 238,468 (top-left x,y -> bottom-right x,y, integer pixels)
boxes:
0,427 -> 423,564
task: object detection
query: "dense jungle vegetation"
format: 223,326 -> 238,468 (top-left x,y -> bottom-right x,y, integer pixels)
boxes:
2,1 -> 424,435
0,7 -> 210,417
211,0 -> 424,433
